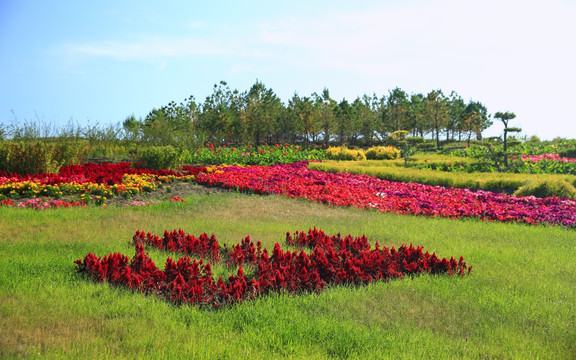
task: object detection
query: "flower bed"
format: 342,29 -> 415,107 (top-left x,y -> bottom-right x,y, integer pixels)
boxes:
0,163 -> 212,205
516,154 -> 576,163
195,161 -> 576,228
75,228 -> 471,308
0,197 -> 86,209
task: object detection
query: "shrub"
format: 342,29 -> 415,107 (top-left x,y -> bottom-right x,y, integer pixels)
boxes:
137,145 -> 181,170
513,180 -> 576,199
325,146 -> 366,161
558,149 -> 576,159
415,140 -> 437,151
52,142 -> 87,166
0,142 -> 84,175
86,143 -> 130,160
365,146 -> 401,160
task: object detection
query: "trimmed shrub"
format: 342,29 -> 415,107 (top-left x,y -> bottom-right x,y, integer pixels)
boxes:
325,146 -> 366,161
365,146 -> 401,160
513,180 -> 576,199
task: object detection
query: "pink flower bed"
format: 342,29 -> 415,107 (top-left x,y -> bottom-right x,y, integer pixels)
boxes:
514,154 -> 576,163
195,161 -> 576,228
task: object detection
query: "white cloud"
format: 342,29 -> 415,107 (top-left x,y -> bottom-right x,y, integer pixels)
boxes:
63,37 -> 263,60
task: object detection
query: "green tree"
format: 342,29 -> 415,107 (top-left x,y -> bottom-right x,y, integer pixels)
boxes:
447,91 -> 465,142
334,99 -> 352,145
122,115 -> 142,142
288,94 -> 319,145
313,88 -> 336,145
244,80 -> 283,145
351,96 -> 374,146
424,90 -> 449,150
407,93 -> 427,137
384,87 -> 409,132
135,94 -> 199,148
462,101 -> 490,146
141,108 -> 172,145
358,94 -> 380,146
494,111 -> 520,167
197,81 -> 238,144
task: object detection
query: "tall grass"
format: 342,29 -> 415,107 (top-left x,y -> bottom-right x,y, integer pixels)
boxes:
1,191 -> 575,358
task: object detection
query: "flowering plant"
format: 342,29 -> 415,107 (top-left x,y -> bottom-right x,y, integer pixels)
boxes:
75,228 -> 471,309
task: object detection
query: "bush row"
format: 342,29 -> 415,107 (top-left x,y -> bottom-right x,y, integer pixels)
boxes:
324,146 -> 401,161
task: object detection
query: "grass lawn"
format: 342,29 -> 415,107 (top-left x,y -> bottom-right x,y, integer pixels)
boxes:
1,191 -> 575,359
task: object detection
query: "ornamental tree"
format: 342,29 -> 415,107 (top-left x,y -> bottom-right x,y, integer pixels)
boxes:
494,111 -> 521,168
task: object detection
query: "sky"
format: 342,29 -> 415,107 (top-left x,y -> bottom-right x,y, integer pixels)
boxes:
1,0 -> 575,140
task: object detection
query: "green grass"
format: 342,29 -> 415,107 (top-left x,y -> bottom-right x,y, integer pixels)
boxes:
1,191 -> 575,359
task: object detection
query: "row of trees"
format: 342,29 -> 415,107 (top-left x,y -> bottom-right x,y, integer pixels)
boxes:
124,81 -> 493,149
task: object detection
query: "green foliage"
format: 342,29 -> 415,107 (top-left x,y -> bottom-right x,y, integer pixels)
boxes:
85,143 -> 133,161
447,143 -> 576,175
509,139 -> 576,157
558,148 -> 576,158
186,144 -> 326,166
136,145 -> 181,170
0,142 -> 85,175
513,180 -> 576,199
511,159 -> 576,175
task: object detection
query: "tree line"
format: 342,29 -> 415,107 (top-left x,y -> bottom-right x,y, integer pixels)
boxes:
122,80 -> 492,149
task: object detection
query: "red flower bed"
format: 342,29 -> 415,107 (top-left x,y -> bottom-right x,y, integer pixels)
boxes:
0,162 -> 206,186
0,197 -> 86,209
195,161 -> 576,228
75,228 -> 471,309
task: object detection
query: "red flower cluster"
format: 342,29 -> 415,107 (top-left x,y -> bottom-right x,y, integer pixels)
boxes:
133,229 -> 220,261
1,162 -> 206,185
225,235 -> 263,266
1,199 -> 14,206
75,228 -> 471,309
0,197 -> 86,209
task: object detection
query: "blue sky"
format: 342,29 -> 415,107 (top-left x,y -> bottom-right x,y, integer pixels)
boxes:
1,0 -> 575,140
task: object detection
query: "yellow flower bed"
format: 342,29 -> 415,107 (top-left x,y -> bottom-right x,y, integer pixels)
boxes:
0,172 -> 199,205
